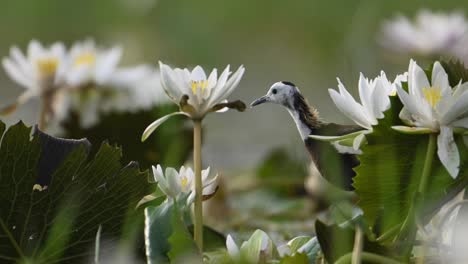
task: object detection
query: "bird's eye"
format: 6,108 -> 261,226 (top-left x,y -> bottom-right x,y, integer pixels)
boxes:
272,89 -> 277,94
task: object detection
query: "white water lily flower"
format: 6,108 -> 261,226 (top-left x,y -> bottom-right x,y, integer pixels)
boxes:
311,71 -> 405,152
64,39 -> 122,87
225,230 -> 277,262
141,62 -> 245,141
2,40 -> 67,112
380,10 -> 468,58
394,60 -> 468,178
152,165 -> 218,205
330,71 -> 402,129
101,66 -> 170,113
61,40 -> 170,128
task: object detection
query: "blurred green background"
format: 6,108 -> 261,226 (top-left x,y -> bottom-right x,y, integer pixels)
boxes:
1,0 -> 466,172
1,0 -> 467,241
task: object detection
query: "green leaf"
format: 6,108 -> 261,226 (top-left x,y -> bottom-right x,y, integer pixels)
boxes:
353,97 -> 468,242
315,220 -> 390,263
283,236 -> 320,264
145,203 -> 173,263
168,205 -> 200,263
0,120 -> 151,263
203,250 -> 232,264
145,200 -> 201,264
239,229 -> 279,263
287,236 -> 313,254
279,253 -> 308,264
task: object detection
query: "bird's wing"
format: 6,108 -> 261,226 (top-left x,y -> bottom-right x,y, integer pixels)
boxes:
315,123 -> 364,136
305,123 -> 363,191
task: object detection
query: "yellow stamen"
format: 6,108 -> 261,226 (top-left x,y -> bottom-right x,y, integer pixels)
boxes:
74,52 -> 96,67
423,87 -> 442,108
36,58 -> 58,77
190,80 -> 208,95
181,176 -> 189,191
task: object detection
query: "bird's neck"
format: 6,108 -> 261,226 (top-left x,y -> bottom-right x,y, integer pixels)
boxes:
286,92 -> 321,140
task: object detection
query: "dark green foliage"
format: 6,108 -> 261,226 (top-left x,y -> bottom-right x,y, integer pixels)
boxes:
0,120 -> 151,263
62,105 -> 192,170
256,148 -> 308,196
279,253 -> 308,264
441,60 -> 468,86
315,220 -> 392,264
188,225 -> 226,252
353,96 -> 468,243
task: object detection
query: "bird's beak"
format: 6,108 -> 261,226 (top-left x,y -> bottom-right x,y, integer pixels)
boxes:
250,95 -> 269,107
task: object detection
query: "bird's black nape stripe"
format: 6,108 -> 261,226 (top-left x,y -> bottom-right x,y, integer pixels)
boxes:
281,81 -> 296,87
293,92 -> 320,129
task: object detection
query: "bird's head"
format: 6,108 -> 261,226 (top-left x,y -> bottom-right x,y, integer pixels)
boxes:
251,81 -> 298,108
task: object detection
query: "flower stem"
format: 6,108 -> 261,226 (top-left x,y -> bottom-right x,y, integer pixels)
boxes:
193,120 -> 203,251
419,133 -> 437,194
335,252 -> 402,264
395,133 -> 437,256
352,225 -> 363,264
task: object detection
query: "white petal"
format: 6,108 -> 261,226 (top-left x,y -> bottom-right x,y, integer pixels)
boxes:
329,88 -> 372,129
2,58 -> 33,89
95,46 -> 122,84
187,191 -> 195,205
141,112 -> 187,142
441,91 -> 468,125
190,66 -> 207,81
185,167 -> 195,182
211,65 -> 244,105
226,235 -> 240,257
66,66 -> 91,87
207,68 -> 218,89
453,82 -> 468,98
155,165 -> 164,182
451,116 -> 468,128
396,86 -> 431,126
409,59 -> 430,98
50,42 -> 66,58
108,65 -> 153,88
437,127 -> 460,178
431,62 -> 450,96
174,68 -> 193,97
203,173 -> 218,192
358,73 -> 374,120
27,40 -> 43,61
152,165 -> 172,197
206,65 -> 231,106
371,77 -> 391,118
165,167 -> 182,196
202,180 -> 218,196
201,166 -> 211,183
10,46 -> 33,79
159,61 -> 184,103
